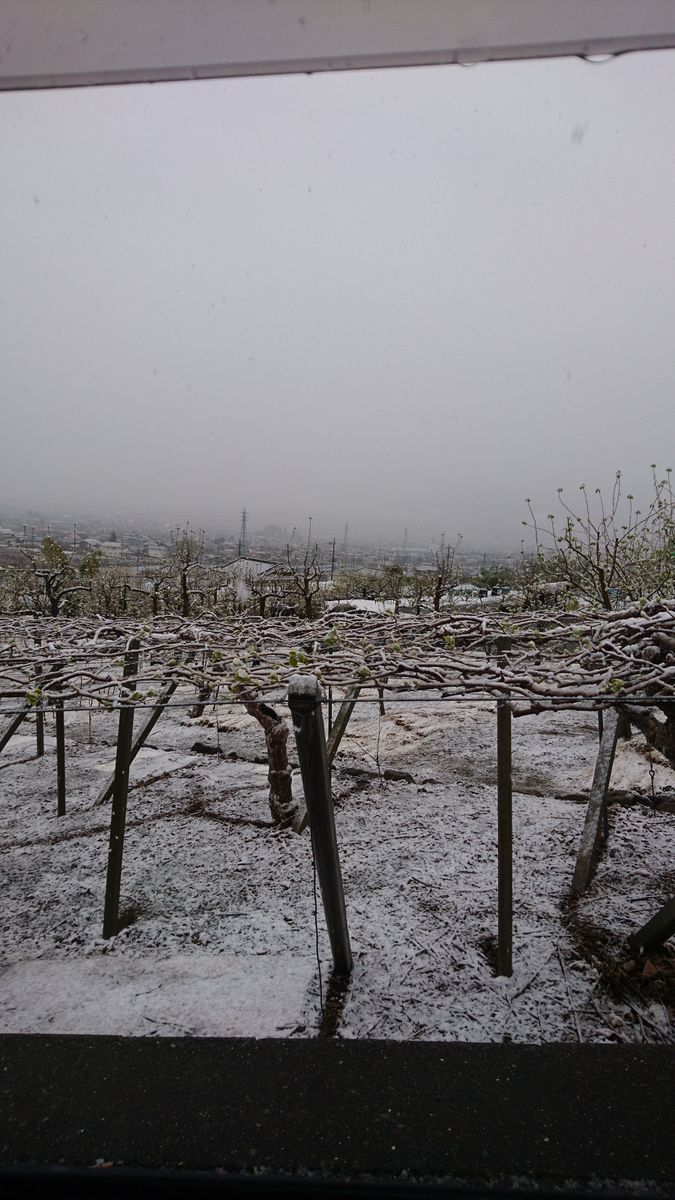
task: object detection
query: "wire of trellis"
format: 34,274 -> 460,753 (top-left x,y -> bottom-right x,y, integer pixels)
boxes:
0,694 -> 673,716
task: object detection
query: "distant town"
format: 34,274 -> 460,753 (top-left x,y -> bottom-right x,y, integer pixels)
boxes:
0,503 -> 516,581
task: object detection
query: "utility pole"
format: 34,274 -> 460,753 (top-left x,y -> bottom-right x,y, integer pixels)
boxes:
239,509 -> 248,558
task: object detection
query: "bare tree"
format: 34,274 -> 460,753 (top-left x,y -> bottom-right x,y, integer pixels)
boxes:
89,565 -> 130,617
380,563 -> 405,614
170,526 -> 206,617
138,561 -> 175,616
408,568 -> 432,614
245,566 -> 284,618
524,467 -> 674,609
19,536 -> 100,616
284,543 -> 323,619
514,543 -> 561,610
431,535 -> 463,611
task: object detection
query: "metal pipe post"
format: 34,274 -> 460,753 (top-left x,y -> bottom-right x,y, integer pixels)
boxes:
36,706 -> 44,757
102,638 -> 141,937
102,702 -> 135,938
55,700 -> 66,816
35,661 -> 44,757
496,700 -> 513,977
288,674 -> 352,977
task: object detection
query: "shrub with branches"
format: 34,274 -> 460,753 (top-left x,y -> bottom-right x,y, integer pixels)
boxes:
169,525 -> 206,617
283,543 -> 324,619
431,535 -> 463,611
15,536 -> 101,617
524,467 -> 674,609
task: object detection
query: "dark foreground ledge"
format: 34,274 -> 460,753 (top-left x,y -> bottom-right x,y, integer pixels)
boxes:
1,1037 -> 674,1192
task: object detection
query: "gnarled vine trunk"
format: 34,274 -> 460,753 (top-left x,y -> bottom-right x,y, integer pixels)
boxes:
620,703 -> 675,771
244,701 -> 296,825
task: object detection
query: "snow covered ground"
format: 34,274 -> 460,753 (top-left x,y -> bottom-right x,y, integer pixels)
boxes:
1,691 -> 673,1042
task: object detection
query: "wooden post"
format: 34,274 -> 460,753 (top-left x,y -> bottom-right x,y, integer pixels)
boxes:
0,707 -> 28,754
102,638 -> 141,937
496,700 -> 513,977
288,675 -> 353,977
94,680 -> 178,807
55,700 -> 66,816
571,709 -> 620,895
325,684 -> 361,766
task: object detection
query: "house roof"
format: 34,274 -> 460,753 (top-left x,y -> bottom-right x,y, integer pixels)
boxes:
221,557 -> 279,578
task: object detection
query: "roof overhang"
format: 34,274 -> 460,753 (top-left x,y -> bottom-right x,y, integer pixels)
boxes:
1,0 -> 675,92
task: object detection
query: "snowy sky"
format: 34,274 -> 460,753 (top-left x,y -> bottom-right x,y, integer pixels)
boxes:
1,50 -> 673,547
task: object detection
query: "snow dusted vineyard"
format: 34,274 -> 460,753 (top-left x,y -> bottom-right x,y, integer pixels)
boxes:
0,602 -> 674,1042
1,600 -> 674,707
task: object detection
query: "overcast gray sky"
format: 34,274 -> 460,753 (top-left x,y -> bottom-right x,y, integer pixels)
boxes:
1,50 -> 673,547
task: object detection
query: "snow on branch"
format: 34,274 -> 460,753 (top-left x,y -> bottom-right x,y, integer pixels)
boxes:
0,602 -> 673,712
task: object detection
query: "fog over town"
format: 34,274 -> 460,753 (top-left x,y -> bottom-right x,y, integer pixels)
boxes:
1,49 -> 673,550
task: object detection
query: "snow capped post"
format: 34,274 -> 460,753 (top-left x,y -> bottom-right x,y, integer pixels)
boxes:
288,673 -> 353,978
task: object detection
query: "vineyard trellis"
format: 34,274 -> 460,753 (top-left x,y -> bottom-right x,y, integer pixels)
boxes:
0,602 -> 673,712
1,602 -> 673,976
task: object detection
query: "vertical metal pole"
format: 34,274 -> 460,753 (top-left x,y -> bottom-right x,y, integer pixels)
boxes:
102,703 -> 135,938
102,639 -> 140,938
288,675 -> 352,976
496,700 -> 513,977
601,710 -> 609,840
55,700 -> 66,816
35,660 -> 44,757
36,706 -> 45,758
328,686 -> 333,736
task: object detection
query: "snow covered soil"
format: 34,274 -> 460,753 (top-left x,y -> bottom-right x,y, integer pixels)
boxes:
0,692 -> 673,1042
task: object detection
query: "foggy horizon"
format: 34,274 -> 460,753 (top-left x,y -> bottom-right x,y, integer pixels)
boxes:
2,50 -> 673,549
